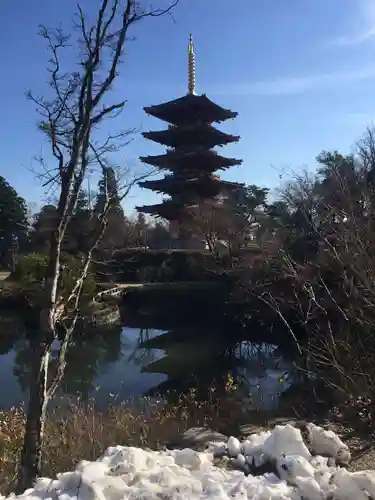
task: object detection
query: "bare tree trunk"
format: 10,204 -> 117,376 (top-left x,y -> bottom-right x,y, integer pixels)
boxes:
41,232 -> 62,332
17,220 -> 63,492
16,342 -> 51,494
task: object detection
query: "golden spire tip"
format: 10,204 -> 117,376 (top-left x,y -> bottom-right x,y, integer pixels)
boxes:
188,33 -> 196,95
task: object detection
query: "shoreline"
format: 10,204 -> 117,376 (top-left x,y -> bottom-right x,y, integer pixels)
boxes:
0,299 -> 121,336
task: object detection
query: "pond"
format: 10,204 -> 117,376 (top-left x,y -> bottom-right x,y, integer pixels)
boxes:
0,320 -> 294,412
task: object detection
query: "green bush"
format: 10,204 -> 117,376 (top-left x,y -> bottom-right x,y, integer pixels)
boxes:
12,253 -> 96,300
59,254 -> 96,299
13,253 -> 48,285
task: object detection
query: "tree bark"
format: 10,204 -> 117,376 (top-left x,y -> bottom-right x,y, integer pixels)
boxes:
16,341 -> 51,494
16,228 -> 62,492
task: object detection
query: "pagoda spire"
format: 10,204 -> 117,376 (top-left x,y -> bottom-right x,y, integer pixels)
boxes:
137,35 -> 242,230
188,34 -> 196,95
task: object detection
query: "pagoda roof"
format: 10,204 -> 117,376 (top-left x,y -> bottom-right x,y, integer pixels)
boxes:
136,199 -> 188,220
144,93 -> 237,126
142,124 -> 240,149
140,149 -> 242,172
136,196 -> 237,220
139,175 -> 243,197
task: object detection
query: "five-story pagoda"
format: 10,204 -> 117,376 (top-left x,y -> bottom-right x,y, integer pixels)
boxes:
136,35 -> 242,248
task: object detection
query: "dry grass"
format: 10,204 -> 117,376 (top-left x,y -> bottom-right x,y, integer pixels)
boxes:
0,388 -> 253,494
0,272 -> 10,281
0,272 -> 21,295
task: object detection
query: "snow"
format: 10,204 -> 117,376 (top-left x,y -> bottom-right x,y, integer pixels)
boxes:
4,422 -> 374,500
227,436 -> 242,457
262,425 -> 311,462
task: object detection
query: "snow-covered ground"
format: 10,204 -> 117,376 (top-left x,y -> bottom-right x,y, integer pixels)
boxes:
4,423 -> 375,500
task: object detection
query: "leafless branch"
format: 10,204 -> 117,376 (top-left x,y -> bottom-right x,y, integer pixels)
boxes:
18,0 -> 181,492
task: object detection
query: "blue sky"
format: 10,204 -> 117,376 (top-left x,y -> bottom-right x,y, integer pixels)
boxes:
2,0 -> 375,213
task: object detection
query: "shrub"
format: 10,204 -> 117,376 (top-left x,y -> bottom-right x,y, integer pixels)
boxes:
238,148 -> 375,401
58,254 -> 96,300
12,253 -> 48,285
11,253 -> 96,301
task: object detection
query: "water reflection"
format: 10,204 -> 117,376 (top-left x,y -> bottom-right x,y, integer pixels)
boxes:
0,322 -> 295,411
140,333 -> 294,410
236,342 -> 293,410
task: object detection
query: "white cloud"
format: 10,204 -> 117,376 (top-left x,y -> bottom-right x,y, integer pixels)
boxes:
212,66 -> 375,97
329,0 -> 375,47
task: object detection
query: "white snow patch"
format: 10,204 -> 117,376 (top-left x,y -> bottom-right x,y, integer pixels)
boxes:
227,436 -> 241,457
241,430 -> 271,456
263,424 -> 311,461
306,422 -> 351,464
1,424 -> 370,500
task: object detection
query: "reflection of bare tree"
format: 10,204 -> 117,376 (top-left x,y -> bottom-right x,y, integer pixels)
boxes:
128,328 -> 158,369
60,326 -> 123,397
12,340 -> 32,393
140,333 -> 296,408
141,330 -> 244,399
236,342 -> 287,374
0,323 -> 21,355
235,342 -> 294,410
12,326 -> 123,398
11,328 -> 296,413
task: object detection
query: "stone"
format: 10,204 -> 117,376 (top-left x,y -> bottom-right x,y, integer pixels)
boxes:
167,427 -> 228,452
239,423 -> 268,437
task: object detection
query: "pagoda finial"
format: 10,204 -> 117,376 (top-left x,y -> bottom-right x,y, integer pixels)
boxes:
188,33 -> 196,95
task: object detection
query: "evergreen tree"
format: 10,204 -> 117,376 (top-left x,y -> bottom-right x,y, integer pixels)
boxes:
0,176 -> 28,267
132,212 -> 148,247
94,167 -> 127,254
147,221 -> 171,249
30,204 -> 58,252
94,167 -> 124,217
75,189 -> 89,213
64,190 -> 92,254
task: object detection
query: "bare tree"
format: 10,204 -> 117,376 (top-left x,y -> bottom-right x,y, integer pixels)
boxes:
185,201 -> 240,253
16,0 -> 180,492
239,134 -> 375,400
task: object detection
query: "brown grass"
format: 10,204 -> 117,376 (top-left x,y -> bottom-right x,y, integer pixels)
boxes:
0,272 -> 10,282
0,388 -> 253,494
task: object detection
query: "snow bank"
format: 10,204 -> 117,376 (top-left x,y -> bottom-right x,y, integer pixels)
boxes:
4,423 -> 373,500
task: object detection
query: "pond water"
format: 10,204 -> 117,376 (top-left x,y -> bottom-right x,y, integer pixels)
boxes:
0,321 -> 294,411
